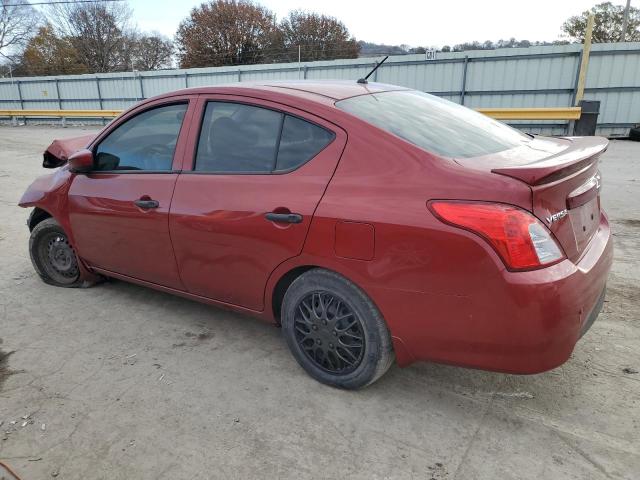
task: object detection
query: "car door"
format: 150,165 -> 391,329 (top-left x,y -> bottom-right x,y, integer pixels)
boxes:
169,95 -> 346,310
67,97 -> 195,289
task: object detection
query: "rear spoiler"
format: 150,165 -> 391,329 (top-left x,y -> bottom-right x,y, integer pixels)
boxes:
491,136 -> 609,185
43,134 -> 96,168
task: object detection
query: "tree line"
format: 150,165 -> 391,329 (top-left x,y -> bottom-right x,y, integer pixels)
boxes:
0,0 -> 638,78
0,0 -> 359,77
362,2 -> 640,55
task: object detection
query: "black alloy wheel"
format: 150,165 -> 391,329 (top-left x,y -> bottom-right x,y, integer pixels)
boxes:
281,269 -> 394,389
293,291 -> 365,374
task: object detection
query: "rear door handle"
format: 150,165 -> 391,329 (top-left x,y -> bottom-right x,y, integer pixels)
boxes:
134,199 -> 159,209
265,212 -> 303,224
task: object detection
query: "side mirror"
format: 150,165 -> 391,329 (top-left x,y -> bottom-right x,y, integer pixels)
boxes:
68,149 -> 94,173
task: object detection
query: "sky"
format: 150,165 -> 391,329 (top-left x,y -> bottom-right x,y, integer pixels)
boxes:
129,0 -> 628,47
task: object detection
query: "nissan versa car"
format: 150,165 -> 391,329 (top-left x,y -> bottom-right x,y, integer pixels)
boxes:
19,81 -> 612,389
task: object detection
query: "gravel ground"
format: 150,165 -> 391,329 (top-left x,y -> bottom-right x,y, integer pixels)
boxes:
1,126 -> 639,480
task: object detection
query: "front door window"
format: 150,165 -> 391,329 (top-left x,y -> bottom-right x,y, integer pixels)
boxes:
94,103 -> 188,171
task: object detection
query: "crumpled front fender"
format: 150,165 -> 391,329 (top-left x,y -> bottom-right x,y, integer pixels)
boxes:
18,166 -> 73,208
17,166 -> 102,286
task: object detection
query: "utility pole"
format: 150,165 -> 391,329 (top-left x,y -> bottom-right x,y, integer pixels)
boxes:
575,13 -> 595,105
621,0 -> 631,42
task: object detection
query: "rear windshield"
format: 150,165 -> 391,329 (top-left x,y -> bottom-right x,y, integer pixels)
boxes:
336,90 -> 529,158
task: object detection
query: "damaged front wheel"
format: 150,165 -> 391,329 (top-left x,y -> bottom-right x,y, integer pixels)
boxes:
29,217 -> 82,287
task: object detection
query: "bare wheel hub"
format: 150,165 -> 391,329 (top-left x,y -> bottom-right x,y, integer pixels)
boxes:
47,235 -> 78,278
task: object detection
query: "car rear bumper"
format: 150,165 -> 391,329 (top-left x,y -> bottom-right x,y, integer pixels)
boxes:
580,285 -> 606,339
380,212 -> 613,373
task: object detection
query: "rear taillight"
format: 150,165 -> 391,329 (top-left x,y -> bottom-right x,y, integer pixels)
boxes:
429,201 -> 565,271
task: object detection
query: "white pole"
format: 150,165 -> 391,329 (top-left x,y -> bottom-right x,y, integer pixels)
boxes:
621,0 -> 631,42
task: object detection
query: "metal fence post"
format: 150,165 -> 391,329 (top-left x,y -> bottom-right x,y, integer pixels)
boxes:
54,79 -> 62,110
138,74 -> 145,99
303,65 -> 308,79
96,77 -> 104,110
238,69 -> 241,82
570,50 -> 583,106
184,72 -> 189,88
16,80 -> 23,109
460,56 -> 469,105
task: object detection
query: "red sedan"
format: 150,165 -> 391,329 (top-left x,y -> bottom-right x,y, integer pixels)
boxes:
19,81 -> 612,389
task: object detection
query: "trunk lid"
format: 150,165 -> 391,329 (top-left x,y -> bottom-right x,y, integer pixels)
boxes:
455,136 -> 608,262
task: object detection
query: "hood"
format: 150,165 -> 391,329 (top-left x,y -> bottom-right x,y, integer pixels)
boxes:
43,134 -> 96,168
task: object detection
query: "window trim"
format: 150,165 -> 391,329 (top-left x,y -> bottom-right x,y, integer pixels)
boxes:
89,100 -> 190,175
189,99 -> 336,176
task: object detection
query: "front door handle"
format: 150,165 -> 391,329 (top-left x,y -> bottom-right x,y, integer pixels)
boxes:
134,199 -> 159,209
265,212 -> 303,224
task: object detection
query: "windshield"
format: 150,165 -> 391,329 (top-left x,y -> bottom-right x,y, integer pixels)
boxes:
336,90 -> 529,158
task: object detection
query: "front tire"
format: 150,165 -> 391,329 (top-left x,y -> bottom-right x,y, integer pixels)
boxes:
29,217 -> 82,287
281,269 -> 394,389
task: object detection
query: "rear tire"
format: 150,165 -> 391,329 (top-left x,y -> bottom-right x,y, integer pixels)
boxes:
281,269 -> 394,389
29,218 -> 82,287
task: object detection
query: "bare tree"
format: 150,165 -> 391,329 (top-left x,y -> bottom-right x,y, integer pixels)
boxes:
49,0 -> 133,72
0,0 -> 40,56
131,33 -> 173,70
176,0 -> 280,68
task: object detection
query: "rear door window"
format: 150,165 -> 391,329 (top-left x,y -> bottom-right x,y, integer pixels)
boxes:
195,102 -> 282,173
195,102 -> 334,173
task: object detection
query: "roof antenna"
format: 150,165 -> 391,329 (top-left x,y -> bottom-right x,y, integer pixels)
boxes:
357,56 -> 389,84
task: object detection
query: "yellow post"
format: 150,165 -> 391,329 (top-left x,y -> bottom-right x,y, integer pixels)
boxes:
575,13 -> 595,105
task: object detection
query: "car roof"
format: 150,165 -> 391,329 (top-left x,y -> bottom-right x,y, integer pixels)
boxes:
157,80 -> 409,105
257,80 -> 409,100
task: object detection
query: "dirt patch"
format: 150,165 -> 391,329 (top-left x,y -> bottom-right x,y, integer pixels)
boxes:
0,342 -> 16,392
615,219 -> 640,228
184,331 -> 213,341
605,282 -> 640,306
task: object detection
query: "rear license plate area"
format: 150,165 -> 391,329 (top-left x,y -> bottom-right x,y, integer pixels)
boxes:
569,197 -> 600,252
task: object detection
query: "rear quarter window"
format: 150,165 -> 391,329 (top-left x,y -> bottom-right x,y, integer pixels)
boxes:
276,115 -> 335,172
336,90 -> 529,158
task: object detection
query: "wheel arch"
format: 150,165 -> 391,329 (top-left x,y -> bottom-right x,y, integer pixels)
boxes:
266,257 -> 414,367
267,259 -> 374,325
270,265 -> 317,324
27,209 -> 103,287
27,207 -> 53,232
